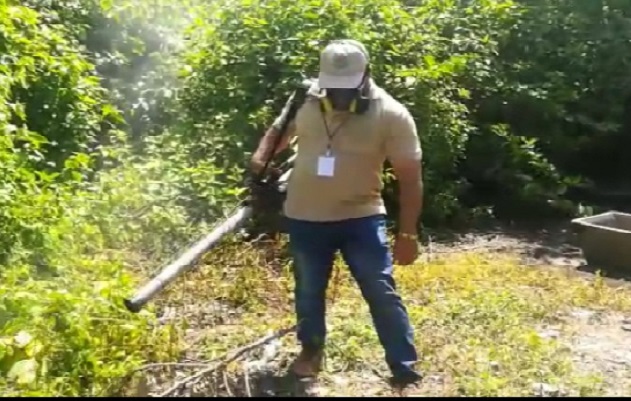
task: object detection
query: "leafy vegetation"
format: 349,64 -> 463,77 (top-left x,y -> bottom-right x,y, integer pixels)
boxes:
2,0 -> 631,396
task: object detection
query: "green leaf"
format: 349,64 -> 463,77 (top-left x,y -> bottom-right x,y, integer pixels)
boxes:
14,331 -> 33,348
8,359 -> 38,385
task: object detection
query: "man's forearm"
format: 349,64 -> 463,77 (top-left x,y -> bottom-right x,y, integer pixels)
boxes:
250,127 -> 282,172
397,178 -> 423,235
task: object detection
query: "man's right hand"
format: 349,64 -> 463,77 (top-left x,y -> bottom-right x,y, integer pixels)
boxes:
251,127 -> 288,178
251,125 -> 292,168
249,157 -> 264,175
249,158 -> 282,181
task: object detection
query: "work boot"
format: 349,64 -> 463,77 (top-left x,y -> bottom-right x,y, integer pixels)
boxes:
389,371 -> 423,396
290,348 -> 324,378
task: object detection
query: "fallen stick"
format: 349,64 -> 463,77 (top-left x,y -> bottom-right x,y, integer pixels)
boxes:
157,325 -> 297,397
222,370 -> 233,397
118,361 -> 213,395
134,361 -> 212,371
244,365 -> 252,397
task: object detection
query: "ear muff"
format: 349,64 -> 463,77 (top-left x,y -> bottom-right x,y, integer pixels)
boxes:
354,65 -> 371,114
349,99 -> 357,113
354,96 -> 370,114
318,89 -> 370,114
321,96 -> 334,113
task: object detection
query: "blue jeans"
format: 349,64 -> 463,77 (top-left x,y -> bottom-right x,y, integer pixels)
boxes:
286,214 -> 419,379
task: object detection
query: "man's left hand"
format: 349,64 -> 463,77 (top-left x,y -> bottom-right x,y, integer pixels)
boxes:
393,234 -> 419,266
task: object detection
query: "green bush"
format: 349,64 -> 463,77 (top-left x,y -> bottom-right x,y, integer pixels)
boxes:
0,149 -> 191,395
0,4 -> 183,396
179,0 -> 580,224
0,3 -> 116,169
468,0 -> 631,186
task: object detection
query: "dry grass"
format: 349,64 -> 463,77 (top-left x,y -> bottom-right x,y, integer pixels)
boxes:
137,239 -> 631,397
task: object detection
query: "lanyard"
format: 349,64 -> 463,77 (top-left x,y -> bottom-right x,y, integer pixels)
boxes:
319,111 -> 350,156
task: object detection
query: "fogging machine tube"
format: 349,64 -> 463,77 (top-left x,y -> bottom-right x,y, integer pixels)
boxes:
123,206 -> 254,313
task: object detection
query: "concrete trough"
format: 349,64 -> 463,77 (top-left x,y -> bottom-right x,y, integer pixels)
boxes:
571,211 -> 631,271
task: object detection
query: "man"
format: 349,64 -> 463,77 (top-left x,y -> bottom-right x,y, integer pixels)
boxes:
250,39 -> 424,389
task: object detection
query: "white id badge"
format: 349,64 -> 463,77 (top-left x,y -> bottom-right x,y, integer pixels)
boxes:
317,155 -> 335,177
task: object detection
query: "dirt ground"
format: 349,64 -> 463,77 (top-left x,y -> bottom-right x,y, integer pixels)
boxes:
426,219 -> 631,285
426,220 -> 631,397
131,218 -> 631,397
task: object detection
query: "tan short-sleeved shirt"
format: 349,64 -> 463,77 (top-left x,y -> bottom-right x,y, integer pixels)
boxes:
272,80 -> 422,222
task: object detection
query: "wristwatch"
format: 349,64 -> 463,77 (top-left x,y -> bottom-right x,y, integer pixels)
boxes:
398,232 -> 418,241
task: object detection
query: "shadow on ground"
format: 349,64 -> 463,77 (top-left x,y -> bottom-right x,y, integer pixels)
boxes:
423,217 -> 631,287
575,263 -> 631,283
222,370 -> 318,397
